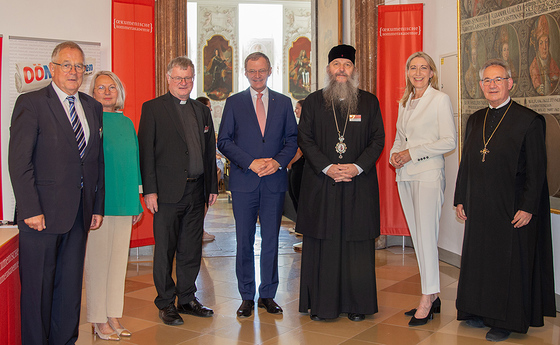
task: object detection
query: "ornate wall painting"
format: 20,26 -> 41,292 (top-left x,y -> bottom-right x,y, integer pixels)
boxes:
459,0 -> 560,209
528,14 -> 560,96
283,4 -> 312,100
197,4 -> 238,128
288,37 -> 311,100
203,35 -> 233,101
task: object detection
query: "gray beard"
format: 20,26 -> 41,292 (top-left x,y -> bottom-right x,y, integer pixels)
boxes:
323,73 -> 359,114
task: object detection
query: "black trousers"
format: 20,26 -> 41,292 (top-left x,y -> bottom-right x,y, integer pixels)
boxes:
288,157 -> 304,211
152,179 -> 205,309
19,200 -> 87,345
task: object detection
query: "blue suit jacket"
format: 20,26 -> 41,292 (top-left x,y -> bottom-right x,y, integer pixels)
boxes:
218,88 -> 297,193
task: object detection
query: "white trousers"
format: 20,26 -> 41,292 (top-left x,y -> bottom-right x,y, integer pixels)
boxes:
397,178 -> 444,295
84,216 -> 133,323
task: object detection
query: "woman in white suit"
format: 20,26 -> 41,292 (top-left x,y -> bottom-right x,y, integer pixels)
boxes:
390,52 -> 457,326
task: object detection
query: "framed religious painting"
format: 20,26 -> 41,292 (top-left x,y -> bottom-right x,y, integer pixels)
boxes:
288,37 -> 311,100
203,35 -> 233,101
459,0 -> 560,211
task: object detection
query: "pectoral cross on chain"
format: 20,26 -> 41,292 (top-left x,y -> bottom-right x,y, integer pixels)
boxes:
480,146 -> 489,162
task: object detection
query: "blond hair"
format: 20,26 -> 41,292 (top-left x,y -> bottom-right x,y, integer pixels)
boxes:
399,52 -> 439,107
89,71 -> 126,111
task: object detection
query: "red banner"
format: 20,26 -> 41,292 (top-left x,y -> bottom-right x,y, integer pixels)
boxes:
0,234 -> 21,345
112,0 -> 155,247
0,35 -> 3,220
377,4 -> 423,236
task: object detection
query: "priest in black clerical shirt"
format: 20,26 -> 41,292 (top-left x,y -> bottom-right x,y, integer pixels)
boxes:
454,59 -> 556,342
138,56 -> 218,326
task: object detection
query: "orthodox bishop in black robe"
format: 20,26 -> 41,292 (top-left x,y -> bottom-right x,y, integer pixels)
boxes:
296,45 -> 385,320
454,98 -> 556,334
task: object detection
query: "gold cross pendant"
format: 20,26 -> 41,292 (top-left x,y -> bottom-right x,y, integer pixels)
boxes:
480,147 -> 489,162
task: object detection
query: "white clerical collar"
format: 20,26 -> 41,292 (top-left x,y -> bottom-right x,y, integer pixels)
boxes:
489,97 -> 511,109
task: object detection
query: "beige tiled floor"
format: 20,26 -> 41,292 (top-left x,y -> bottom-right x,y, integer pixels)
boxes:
76,196 -> 559,344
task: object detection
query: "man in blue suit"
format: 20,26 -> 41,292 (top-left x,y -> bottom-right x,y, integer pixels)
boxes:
218,52 -> 298,317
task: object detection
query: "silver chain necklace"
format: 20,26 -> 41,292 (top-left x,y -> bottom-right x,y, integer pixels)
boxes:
332,100 -> 350,159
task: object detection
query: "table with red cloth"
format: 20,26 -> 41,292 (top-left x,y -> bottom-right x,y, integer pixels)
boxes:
0,226 -> 20,345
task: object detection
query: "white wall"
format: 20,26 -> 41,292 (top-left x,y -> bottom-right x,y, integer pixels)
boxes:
384,0 -> 560,298
0,0 -> 112,218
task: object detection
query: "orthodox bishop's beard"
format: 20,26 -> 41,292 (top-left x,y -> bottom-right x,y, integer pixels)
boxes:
323,70 -> 360,114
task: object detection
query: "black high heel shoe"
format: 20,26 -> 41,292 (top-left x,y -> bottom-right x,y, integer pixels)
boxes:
407,297 -> 440,327
404,297 -> 441,316
408,309 -> 433,326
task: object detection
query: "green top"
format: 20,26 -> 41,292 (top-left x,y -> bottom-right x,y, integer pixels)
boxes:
103,112 -> 143,216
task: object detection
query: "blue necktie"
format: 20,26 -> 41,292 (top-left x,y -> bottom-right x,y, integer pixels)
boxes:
67,96 -> 86,159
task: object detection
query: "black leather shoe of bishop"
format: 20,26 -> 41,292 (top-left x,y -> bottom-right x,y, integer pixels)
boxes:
237,300 -> 255,318
310,314 -> 325,321
465,316 -> 485,328
177,298 -> 214,317
486,328 -> 511,342
348,313 -> 365,321
258,298 -> 283,314
159,302 -> 184,326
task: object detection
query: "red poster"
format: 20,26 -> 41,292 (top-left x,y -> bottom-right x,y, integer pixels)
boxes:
0,235 -> 21,345
112,0 -> 155,247
0,35 -> 3,220
377,4 -> 423,236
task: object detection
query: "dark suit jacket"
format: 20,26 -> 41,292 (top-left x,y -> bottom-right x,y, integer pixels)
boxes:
217,88 -> 298,193
138,93 -> 218,203
8,83 -> 105,234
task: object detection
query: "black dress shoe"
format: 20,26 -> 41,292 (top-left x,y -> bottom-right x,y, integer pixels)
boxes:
237,300 -> 255,318
159,302 -> 184,326
257,298 -> 283,314
486,327 -> 511,342
348,313 -> 365,321
310,314 -> 325,321
404,297 -> 441,316
177,298 -> 214,317
465,316 -> 485,328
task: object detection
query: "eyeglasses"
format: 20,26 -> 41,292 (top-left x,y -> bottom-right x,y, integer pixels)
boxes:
481,77 -> 509,86
52,62 -> 85,73
95,85 -> 118,93
168,75 -> 194,83
246,69 -> 269,76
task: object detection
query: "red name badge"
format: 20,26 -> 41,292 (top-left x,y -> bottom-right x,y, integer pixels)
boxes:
349,115 -> 361,122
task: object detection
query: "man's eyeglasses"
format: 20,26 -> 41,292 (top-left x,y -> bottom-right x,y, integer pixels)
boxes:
52,62 -> 85,73
481,77 -> 509,86
169,76 -> 194,83
95,85 -> 118,93
246,69 -> 269,76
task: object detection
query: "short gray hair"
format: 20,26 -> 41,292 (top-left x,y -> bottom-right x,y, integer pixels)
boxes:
89,71 -> 126,111
479,58 -> 512,80
167,56 -> 195,75
244,52 -> 271,70
51,41 -> 85,62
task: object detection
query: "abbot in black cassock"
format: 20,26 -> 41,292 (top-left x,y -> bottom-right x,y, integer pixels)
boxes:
454,100 -> 556,333
296,89 -> 385,319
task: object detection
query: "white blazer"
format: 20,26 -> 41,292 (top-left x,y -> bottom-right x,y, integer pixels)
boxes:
390,85 -> 457,177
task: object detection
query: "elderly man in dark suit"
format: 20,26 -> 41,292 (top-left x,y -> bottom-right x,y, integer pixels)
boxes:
9,41 -> 104,345
218,52 -> 298,318
138,56 -> 218,326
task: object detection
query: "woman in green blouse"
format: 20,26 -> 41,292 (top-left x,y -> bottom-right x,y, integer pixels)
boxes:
85,71 -> 143,341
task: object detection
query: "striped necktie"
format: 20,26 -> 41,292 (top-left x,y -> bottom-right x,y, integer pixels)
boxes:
67,96 -> 86,159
